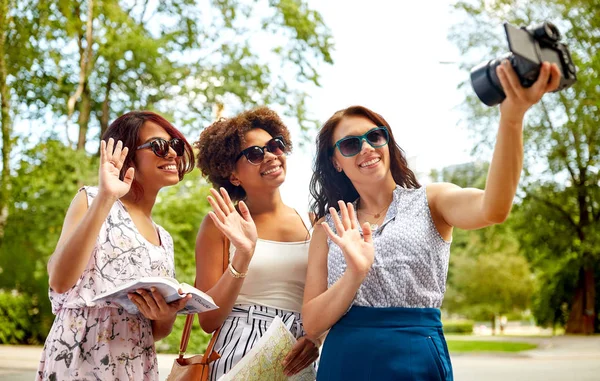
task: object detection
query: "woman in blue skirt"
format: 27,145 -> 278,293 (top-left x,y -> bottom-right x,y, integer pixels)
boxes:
302,61 -> 561,380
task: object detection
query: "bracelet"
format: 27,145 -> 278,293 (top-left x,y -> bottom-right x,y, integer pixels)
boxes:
228,262 -> 247,279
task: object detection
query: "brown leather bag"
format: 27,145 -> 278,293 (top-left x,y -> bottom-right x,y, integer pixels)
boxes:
166,237 -> 230,381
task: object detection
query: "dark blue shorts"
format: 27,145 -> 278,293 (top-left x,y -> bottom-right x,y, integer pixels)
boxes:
317,306 -> 453,381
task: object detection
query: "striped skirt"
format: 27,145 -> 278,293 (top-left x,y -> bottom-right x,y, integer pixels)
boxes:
208,304 -> 307,381
317,306 -> 453,381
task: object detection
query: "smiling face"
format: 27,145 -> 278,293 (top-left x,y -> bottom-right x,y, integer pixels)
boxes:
230,128 -> 287,193
331,116 -> 392,185
132,121 -> 181,190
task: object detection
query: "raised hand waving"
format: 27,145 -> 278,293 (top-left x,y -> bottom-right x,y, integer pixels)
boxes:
99,138 -> 135,200
207,187 -> 258,256
321,201 -> 375,277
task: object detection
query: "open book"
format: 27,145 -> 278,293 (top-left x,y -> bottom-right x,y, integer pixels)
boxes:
92,277 -> 218,315
218,316 -> 316,381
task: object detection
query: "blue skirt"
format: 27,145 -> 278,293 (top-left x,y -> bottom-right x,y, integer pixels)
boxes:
317,306 -> 453,381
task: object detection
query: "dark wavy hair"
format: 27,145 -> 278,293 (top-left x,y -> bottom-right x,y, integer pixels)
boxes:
101,111 -> 195,200
195,107 -> 292,202
309,105 -> 420,223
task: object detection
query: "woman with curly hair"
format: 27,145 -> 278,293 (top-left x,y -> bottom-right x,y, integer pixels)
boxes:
194,107 -> 319,380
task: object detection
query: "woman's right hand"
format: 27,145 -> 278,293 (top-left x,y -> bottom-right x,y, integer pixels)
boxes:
321,201 -> 374,277
207,187 -> 258,257
99,138 -> 135,200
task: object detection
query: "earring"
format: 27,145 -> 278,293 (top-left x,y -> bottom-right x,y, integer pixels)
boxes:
334,165 -> 342,172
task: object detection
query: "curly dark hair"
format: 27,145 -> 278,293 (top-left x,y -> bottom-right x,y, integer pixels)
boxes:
195,107 -> 293,202
309,105 -> 420,224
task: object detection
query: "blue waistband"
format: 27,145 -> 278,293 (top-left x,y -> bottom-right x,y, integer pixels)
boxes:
336,306 -> 442,328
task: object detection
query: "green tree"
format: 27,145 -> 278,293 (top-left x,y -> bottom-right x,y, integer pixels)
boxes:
0,0 -> 335,346
0,138 -> 215,348
153,171 -> 212,286
16,0 -> 333,151
0,0 -> 10,238
152,170 -> 214,353
445,251 -> 534,334
449,0 -> 600,333
433,162 -> 534,332
0,138 -> 97,341
0,0 -> 42,237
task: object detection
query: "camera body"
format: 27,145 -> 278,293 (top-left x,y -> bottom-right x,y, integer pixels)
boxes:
470,22 -> 577,106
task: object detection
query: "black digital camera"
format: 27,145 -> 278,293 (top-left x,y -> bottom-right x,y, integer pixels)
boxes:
470,22 -> 577,106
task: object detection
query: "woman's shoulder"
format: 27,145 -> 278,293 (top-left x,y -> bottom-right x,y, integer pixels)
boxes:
421,182 -> 461,202
197,212 -> 221,234
67,185 -> 98,210
79,185 -> 98,196
195,213 -> 225,246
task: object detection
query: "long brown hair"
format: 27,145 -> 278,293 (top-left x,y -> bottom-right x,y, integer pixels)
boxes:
309,105 -> 420,223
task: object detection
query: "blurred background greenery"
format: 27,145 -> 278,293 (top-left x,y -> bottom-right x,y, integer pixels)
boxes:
0,0 -> 598,356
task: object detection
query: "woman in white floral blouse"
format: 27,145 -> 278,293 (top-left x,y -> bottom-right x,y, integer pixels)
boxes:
37,111 -> 195,381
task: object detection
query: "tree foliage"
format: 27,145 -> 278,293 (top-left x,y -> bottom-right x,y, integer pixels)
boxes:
0,0 -> 333,346
433,162 -> 534,329
0,139 -> 98,340
15,0 -> 333,150
449,0 -> 600,333
0,138 -> 214,349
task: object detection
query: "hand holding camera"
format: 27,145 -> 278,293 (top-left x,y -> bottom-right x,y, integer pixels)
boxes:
471,21 -> 577,108
495,58 -> 561,122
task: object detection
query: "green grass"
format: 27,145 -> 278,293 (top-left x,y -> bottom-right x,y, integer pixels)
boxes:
447,340 -> 537,353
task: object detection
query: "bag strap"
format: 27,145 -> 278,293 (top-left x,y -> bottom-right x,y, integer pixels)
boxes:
178,236 -> 230,360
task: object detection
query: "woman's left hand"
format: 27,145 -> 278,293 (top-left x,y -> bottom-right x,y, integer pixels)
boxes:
128,287 -> 191,321
497,60 -> 562,122
281,336 -> 319,376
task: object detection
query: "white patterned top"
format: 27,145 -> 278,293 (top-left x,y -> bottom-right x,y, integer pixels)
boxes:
326,185 -> 451,308
39,186 -> 175,381
49,186 -> 175,314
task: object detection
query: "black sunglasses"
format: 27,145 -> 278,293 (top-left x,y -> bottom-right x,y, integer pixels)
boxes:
236,136 -> 286,165
136,138 -> 185,158
331,127 -> 389,157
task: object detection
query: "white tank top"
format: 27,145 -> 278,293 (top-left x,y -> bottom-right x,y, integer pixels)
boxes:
230,212 -> 312,313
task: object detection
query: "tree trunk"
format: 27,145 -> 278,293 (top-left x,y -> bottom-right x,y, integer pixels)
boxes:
76,83 -> 91,151
491,314 -> 496,336
67,0 -> 94,146
0,0 -> 12,239
98,63 -> 114,149
566,267 -> 596,334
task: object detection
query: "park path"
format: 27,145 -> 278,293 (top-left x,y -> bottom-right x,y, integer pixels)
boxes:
1,335 -> 599,380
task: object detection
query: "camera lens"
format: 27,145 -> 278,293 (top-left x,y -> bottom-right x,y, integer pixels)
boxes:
546,22 -> 560,40
470,58 -> 507,106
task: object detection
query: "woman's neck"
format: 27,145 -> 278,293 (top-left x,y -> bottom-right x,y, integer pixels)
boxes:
354,177 -> 397,214
121,188 -> 158,216
243,188 -> 286,216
